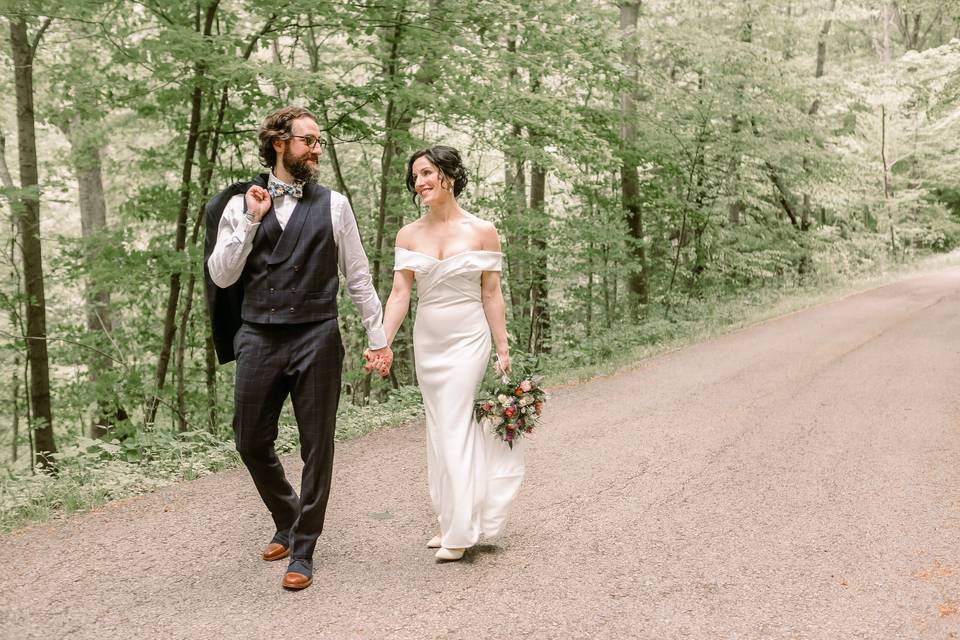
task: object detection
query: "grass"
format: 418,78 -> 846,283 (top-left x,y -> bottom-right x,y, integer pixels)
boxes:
2,249 -> 957,534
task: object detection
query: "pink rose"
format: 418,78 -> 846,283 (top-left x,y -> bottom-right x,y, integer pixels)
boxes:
520,380 -> 532,392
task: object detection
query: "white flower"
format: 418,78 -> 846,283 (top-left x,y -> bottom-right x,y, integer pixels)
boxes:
497,394 -> 509,405
519,395 -> 533,406
491,416 -> 504,426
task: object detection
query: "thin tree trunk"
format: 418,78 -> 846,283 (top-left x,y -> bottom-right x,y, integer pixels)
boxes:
146,2 -> 219,426
194,14 -> 273,432
204,312 -> 217,432
527,146 -> 549,355
503,35 -> 529,322
586,240 -> 594,338
601,242 -> 612,328
767,163 -> 801,227
882,2 -> 892,63
11,355 -> 20,463
881,105 -> 896,253
881,106 -> 892,199
1,128 -> 23,462
815,0 -> 836,78
619,1 -> 647,314
10,17 -> 56,467
369,4 -> 441,393
65,111 -> 125,438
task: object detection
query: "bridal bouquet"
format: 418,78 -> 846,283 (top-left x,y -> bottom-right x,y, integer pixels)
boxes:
474,357 -> 548,448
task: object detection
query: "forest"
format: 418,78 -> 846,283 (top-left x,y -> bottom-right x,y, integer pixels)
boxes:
2,0 -> 959,528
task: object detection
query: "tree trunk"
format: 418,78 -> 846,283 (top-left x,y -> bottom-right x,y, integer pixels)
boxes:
145,2 -> 219,426
503,36 -> 529,323
1,129 -> 23,461
881,104 -> 896,252
204,314 -> 217,432
11,355 -> 20,463
881,106 -> 892,199
9,17 -> 56,467
64,111 -> 126,439
766,163 -> 801,227
369,4 -> 442,392
186,14 -> 274,433
586,238 -> 594,338
815,0 -> 836,79
881,2 -> 892,64
527,147 -> 549,355
619,0 -> 647,314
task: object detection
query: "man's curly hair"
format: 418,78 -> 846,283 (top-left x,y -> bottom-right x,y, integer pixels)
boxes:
257,106 -> 318,168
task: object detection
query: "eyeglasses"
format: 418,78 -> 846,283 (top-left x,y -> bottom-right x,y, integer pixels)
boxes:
288,135 -> 326,150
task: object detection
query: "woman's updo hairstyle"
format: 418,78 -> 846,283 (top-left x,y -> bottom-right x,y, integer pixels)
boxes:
405,145 -> 469,204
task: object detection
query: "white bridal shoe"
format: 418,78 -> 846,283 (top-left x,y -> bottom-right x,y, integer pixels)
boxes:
427,535 -> 442,549
435,547 -> 465,561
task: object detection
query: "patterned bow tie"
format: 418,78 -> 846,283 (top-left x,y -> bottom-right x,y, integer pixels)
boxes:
267,180 -> 303,199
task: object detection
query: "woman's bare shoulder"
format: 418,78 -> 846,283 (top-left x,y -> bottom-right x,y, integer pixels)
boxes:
394,219 -> 425,249
460,212 -> 500,250
460,211 -> 497,234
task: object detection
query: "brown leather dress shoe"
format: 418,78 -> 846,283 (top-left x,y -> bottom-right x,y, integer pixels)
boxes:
262,542 -> 290,562
281,570 -> 312,590
282,559 -> 313,590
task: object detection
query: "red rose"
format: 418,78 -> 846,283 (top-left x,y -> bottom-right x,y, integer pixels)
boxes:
534,402 -> 543,416
504,406 -> 516,417
514,387 -> 524,397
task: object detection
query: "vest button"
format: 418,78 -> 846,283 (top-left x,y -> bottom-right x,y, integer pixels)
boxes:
269,288 -> 275,293
291,288 -> 296,293
270,308 -> 276,312
293,265 -> 300,271
289,307 -> 295,312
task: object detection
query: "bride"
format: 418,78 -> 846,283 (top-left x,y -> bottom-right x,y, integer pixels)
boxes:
372,145 -> 525,561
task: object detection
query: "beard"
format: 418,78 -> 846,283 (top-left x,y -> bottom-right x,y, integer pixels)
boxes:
283,147 -> 319,183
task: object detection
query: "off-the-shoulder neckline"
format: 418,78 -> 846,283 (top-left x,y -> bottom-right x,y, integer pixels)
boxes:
395,248 -> 503,263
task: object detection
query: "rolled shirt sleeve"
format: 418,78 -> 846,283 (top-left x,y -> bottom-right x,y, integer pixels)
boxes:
207,194 -> 260,288
332,192 -> 387,349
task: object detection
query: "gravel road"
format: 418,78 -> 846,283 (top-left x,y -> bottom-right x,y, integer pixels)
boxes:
3,268 -> 960,639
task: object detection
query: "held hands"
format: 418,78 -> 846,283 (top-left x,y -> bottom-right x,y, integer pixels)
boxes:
363,346 -> 394,378
244,185 -> 272,222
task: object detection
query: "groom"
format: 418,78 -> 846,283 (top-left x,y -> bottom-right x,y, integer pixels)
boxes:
205,106 -> 392,590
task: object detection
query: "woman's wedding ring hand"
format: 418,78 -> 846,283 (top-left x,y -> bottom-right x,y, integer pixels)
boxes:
364,346 -> 393,378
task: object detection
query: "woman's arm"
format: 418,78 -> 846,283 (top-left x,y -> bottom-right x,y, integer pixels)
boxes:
479,222 -> 510,373
383,268 -> 414,348
364,268 -> 413,376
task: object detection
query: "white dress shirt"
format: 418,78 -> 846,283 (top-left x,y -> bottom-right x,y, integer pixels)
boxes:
207,173 -> 387,349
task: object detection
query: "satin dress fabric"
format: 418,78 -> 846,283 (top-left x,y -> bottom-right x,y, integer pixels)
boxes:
394,248 -> 525,549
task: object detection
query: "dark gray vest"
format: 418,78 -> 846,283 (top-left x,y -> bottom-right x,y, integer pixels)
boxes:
240,183 -> 338,324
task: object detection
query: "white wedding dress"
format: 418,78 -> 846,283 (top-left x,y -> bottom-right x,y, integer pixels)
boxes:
394,247 -> 525,549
